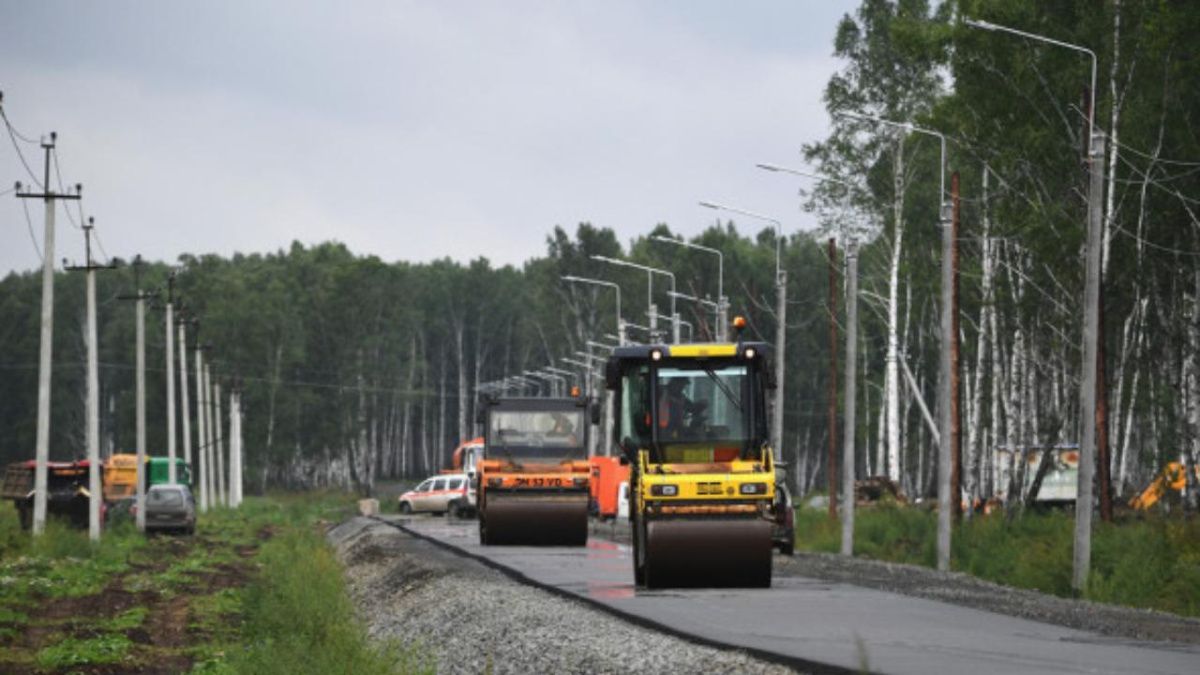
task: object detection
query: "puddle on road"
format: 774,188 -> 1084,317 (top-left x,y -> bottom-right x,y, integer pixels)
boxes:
586,580 -> 636,600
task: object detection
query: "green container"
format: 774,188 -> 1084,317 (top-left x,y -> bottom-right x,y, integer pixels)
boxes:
146,457 -> 192,487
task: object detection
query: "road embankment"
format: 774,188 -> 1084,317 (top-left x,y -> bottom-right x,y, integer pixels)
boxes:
327,516 -> 800,674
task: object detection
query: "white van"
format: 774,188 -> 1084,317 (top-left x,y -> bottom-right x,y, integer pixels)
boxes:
398,473 -> 471,516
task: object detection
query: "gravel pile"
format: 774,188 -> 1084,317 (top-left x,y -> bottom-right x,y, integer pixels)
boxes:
328,517 -> 801,674
778,550 -> 1200,645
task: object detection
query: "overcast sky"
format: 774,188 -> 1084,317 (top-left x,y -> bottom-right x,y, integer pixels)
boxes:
0,1 -> 857,275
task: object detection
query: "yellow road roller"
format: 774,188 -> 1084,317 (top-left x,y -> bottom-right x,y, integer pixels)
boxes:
605,331 -> 779,588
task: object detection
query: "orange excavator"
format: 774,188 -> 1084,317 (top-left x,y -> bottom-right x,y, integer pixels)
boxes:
476,395 -> 594,545
1129,461 -> 1200,510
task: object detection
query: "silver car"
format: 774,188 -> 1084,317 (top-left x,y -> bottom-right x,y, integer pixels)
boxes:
142,484 -> 197,535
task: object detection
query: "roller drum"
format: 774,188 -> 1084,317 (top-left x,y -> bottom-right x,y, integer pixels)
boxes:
480,492 -> 588,546
643,517 -> 772,588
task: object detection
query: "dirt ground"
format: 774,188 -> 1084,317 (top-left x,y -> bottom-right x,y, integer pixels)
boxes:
0,526 -> 267,675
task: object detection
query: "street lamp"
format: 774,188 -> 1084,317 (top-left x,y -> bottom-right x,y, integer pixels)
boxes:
756,163 -> 856,190
650,235 -> 728,340
963,18 -> 1097,142
590,255 -> 679,343
699,201 -> 783,282
524,370 -> 560,397
667,290 -> 719,341
544,366 -> 578,389
840,109 -> 954,573
837,111 -> 947,206
562,275 -> 624,345
758,160 -> 862,548
964,16 -> 1104,593
697,200 -> 788,462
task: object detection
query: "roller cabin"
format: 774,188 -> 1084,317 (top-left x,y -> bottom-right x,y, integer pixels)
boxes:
606,333 -> 779,588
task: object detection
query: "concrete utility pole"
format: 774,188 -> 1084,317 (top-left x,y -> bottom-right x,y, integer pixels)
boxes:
841,244 -> 859,556
204,363 -> 217,509
165,274 -> 177,484
194,343 -> 210,512
963,13 -> 1104,593
214,380 -> 226,506
937,188 -> 954,572
119,255 -> 152,532
230,387 -> 243,507
951,173 -> 963,520
1077,126 -> 1106,589
15,131 -> 81,536
828,238 -> 839,520
177,316 -> 192,471
65,219 -> 116,542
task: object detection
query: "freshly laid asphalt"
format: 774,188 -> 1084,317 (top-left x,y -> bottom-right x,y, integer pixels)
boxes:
384,515 -> 1200,675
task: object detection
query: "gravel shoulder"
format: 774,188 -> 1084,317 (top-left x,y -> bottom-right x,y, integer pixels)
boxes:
327,516 -> 802,674
593,515 -> 1200,646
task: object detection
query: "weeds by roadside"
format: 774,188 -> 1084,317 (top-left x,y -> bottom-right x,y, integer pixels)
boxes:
0,491 -> 426,674
793,503 -> 1200,617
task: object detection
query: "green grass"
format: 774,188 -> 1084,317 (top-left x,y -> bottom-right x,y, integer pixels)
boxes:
36,633 -> 133,669
0,491 -> 428,674
794,503 -> 1200,616
226,527 -> 428,675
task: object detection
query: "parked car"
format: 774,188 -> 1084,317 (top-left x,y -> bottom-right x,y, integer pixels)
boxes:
398,473 -> 471,517
138,484 -> 196,535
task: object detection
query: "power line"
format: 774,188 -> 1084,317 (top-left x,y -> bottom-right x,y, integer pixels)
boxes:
0,106 -> 43,189
92,224 -> 112,264
21,197 -> 42,260
51,147 -> 81,230
1111,135 -> 1200,168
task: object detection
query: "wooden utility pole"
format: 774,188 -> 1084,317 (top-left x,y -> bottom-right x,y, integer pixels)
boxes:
840,244 -> 858,556
827,238 -> 839,520
65,219 -> 116,541
15,130 -> 81,536
951,172 -> 963,519
119,255 -> 153,532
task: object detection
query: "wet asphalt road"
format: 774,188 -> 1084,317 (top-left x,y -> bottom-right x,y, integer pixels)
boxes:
383,515 -> 1200,675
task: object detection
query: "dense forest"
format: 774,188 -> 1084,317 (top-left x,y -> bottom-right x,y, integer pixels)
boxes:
2,0 -> 1198,505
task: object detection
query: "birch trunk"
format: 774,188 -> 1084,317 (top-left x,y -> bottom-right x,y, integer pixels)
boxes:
457,321 -> 468,444
1102,0 -> 1122,277
885,138 -> 906,482
967,166 -> 995,509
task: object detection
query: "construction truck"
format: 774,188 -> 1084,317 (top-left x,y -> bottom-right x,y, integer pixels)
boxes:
589,456 -> 630,520
476,396 -> 593,545
605,326 -> 779,588
1130,461 -> 1200,510
104,454 -> 190,502
443,437 -> 484,516
1,459 -> 100,530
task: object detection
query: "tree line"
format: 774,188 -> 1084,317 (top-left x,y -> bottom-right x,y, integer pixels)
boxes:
2,0 -> 1196,508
